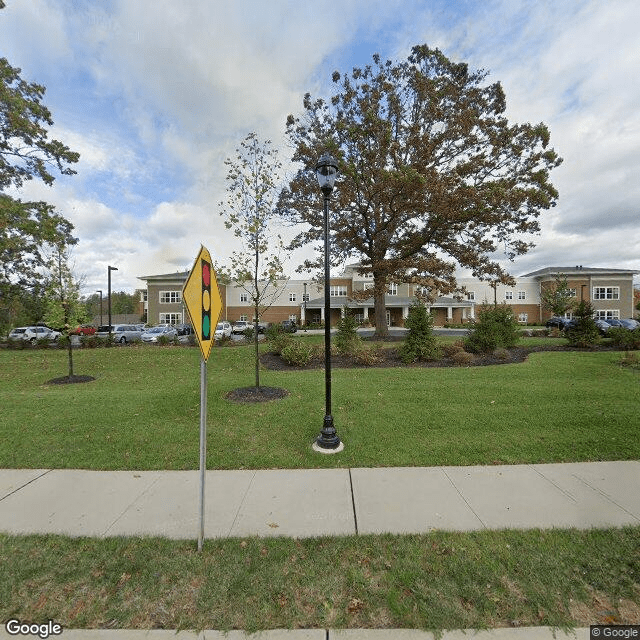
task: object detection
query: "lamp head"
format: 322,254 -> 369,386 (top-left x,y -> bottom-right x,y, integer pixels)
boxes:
315,153 -> 338,195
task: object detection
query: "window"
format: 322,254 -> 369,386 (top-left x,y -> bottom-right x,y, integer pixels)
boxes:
330,286 -> 347,297
141,291 -> 148,302
289,314 -> 297,322
302,293 -> 310,302
363,272 -> 374,279
593,287 -> 619,300
467,291 -> 475,301
239,314 -> 248,322
595,310 -> 620,320
240,292 -> 248,303
289,293 -> 297,302
568,288 -> 577,297
159,290 -> 181,304
160,313 -> 181,325
518,313 -> 528,324
518,291 -> 526,300
505,291 -> 513,300
387,283 -> 397,295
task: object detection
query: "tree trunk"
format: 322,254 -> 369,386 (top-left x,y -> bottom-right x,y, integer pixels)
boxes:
67,336 -> 74,379
373,277 -> 388,337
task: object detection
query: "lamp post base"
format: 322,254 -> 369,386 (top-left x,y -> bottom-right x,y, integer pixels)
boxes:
312,440 -> 344,454
314,415 -> 343,453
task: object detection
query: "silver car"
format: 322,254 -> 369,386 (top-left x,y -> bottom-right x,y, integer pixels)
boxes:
141,326 -> 178,342
9,326 -> 61,343
96,324 -> 143,343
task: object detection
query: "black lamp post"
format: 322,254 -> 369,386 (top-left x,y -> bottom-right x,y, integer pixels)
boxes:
314,153 -> 343,452
107,266 -> 118,337
303,282 -> 308,332
96,290 -> 103,326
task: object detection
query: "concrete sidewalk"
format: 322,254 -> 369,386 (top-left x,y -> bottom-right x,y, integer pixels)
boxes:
1,461 -> 639,539
0,625 -> 594,639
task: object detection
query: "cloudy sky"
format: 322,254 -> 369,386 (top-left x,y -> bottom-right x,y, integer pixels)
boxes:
2,0 -> 639,294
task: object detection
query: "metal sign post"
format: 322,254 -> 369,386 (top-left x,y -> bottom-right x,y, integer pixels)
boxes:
198,358 -> 207,552
182,245 -> 223,552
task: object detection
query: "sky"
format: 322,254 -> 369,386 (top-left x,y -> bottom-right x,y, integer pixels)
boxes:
1,0 -> 639,295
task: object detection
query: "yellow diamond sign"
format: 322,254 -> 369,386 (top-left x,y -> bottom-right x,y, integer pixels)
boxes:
182,245 -> 222,362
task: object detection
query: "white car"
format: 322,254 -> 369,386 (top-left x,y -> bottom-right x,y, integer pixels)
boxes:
141,326 -> 178,342
215,321 -> 232,340
232,320 -> 249,334
9,326 -> 61,343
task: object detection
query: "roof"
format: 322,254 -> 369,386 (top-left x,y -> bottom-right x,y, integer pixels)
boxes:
305,295 -> 472,308
138,271 -> 189,282
522,266 -> 640,277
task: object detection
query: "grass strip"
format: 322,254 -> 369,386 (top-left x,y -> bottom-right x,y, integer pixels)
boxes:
1,344 -> 639,470
1,528 -> 639,632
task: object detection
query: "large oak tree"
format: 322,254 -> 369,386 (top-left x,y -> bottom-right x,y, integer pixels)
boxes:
1,42 -> 79,327
278,45 -> 562,335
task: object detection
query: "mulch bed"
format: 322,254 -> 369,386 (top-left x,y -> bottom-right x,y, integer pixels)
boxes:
46,375 -> 96,385
260,343 -> 624,372
225,386 -> 290,403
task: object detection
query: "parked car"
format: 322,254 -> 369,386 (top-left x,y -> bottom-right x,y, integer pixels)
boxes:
9,326 -> 61,343
232,320 -> 249,335
603,318 -> 625,328
141,326 -> 178,342
70,325 -> 96,335
619,318 -> 639,329
96,324 -> 143,343
281,320 -> 298,333
175,323 -> 193,336
594,319 -> 611,336
214,321 -> 232,340
545,316 -> 571,329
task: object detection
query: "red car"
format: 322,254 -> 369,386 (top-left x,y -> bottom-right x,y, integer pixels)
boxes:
70,325 -> 96,335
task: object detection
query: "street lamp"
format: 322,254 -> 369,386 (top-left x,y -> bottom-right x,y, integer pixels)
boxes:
303,282 -> 308,332
313,153 -> 343,453
107,266 -> 118,337
96,290 -> 103,326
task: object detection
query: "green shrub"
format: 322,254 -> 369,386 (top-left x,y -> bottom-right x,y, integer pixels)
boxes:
441,342 -> 464,358
452,351 -> 475,366
280,340 -> 315,366
352,343 -> 385,366
464,304 -> 520,354
564,301 -> 600,347
334,309 -> 361,356
493,347 -> 511,361
157,334 -> 172,346
608,327 -> 640,349
399,302 -> 440,363
267,330 -> 294,355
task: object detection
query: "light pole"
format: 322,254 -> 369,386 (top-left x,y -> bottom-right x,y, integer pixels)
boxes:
303,282 -> 308,332
96,290 -> 103,326
313,153 -> 343,453
107,266 -> 118,337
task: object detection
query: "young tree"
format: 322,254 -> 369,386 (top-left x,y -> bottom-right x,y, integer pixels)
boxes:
219,133 -> 287,388
43,246 -> 88,380
541,273 -> 576,317
1,47 -> 79,311
279,45 -> 562,336
564,300 -> 600,348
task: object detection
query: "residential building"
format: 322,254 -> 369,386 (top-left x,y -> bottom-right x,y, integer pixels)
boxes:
138,264 -> 638,328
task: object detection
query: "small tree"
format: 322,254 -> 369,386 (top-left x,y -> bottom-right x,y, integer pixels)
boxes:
541,273 -> 576,317
43,246 -> 88,379
219,133 -> 287,389
399,302 -> 440,363
465,304 -> 520,354
564,300 -> 600,347
334,307 -> 361,355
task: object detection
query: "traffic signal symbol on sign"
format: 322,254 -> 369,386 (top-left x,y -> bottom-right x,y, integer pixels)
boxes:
201,260 -> 211,340
182,245 -> 222,362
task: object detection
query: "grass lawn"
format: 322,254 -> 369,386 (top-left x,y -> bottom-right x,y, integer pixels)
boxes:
0,339 -> 638,470
2,528 -> 639,631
